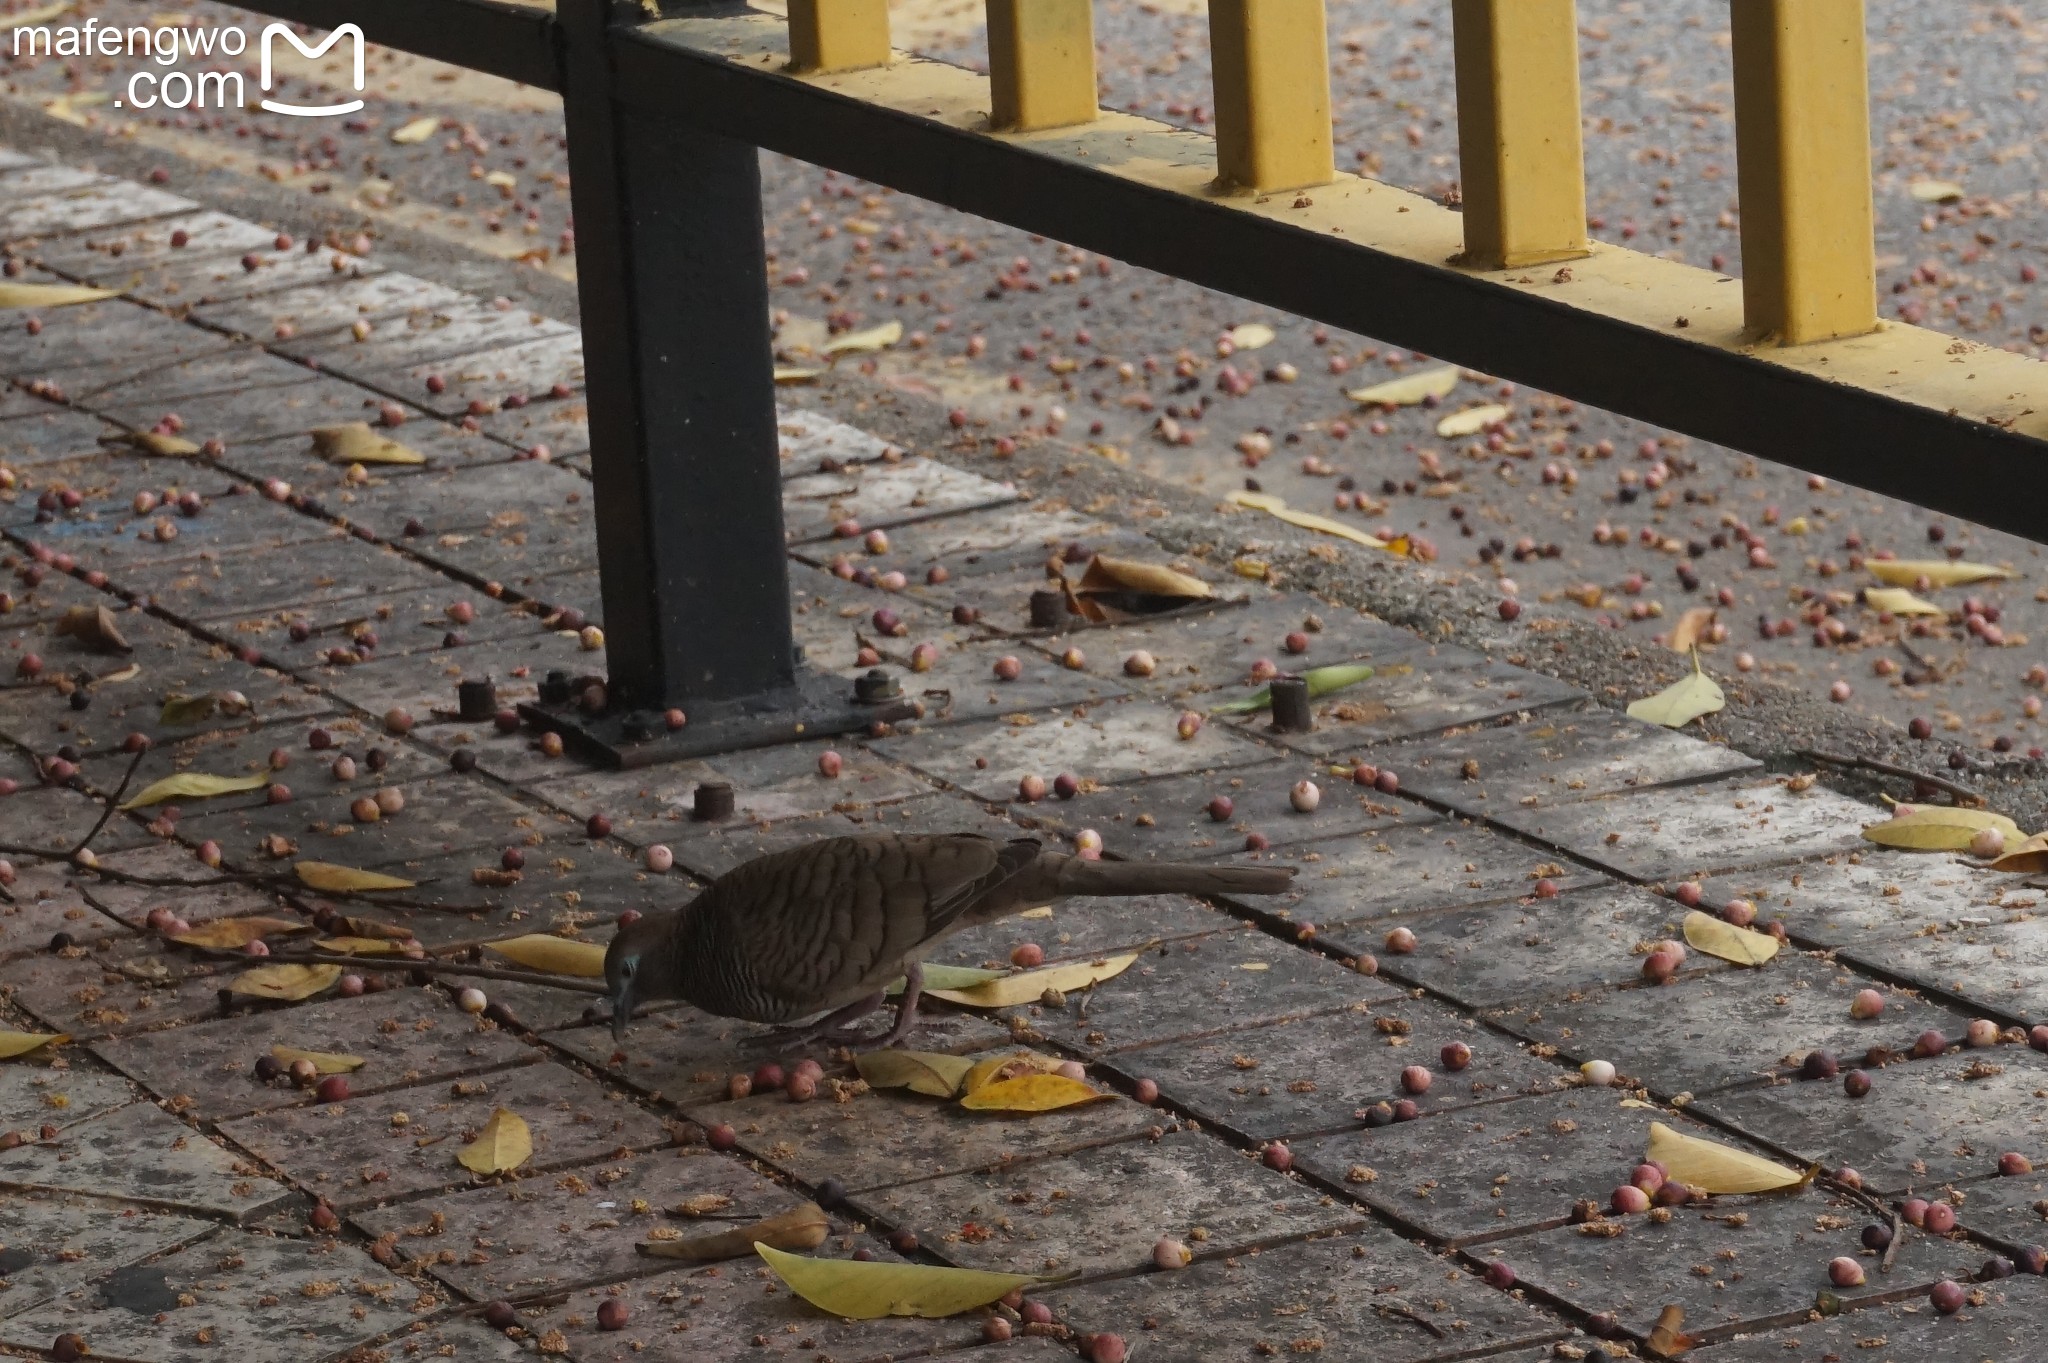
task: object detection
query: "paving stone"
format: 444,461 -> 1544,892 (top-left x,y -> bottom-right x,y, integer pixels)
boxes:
1699,852 -> 2026,949
850,1128 -> 1362,1277
323,301 -> 579,379
312,637 -> 601,760
0,1230 -> 419,1363
1505,1188 -> 1983,1345
1047,593 -> 1418,702
1486,955 -> 1975,1097
520,1247 -> 983,1363
181,772 -> 565,871
1339,882 -> 1726,1010
311,457 -> 591,548
30,211 -> 277,281
0,1096 -> 291,1220
393,334 -> 587,420
1840,919 -> 2048,1026
686,1049 -> 1170,1191
93,986 -> 535,1123
0,294 -> 204,378
0,1192 -> 217,1322
79,712 -> 438,816
403,490 -> 598,586
352,1315 -> 536,1363
1109,996 -> 1557,1141
776,406 -> 900,472
1044,1226 -> 1567,1363
876,697 -> 1275,803
193,272 -> 475,345
788,561 -> 946,661
932,893 -> 1235,971
530,738 -> 934,850
788,501 -> 1124,578
79,346 -> 324,408
351,1145 -> 795,1302
549,1009 -> 1009,1108
76,841 -> 294,931
1702,1276 -> 2048,1363
1007,925 -> 1405,1059
1199,819 -> 1608,942
0,169 -> 191,238
104,376 -> 399,449
138,535 -> 460,625
0,855 -> 128,958
1,935 -> 226,1040
479,392 -> 592,458
1011,758 -> 1429,861
0,1066 -> 139,1133
646,795 -> 1029,882
0,403 -> 116,466
138,238 -> 382,308
1692,1048 -> 2048,1197
1380,705 -> 1761,813
219,1061 -> 669,1213
1953,1168 -> 2048,1254
782,455 -> 1019,543
1244,657 -> 1590,757
0,779 -> 156,857
1291,1087 -> 1761,1247
12,485 -> 341,570
1488,779 -> 1874,882
222,421 -> 516,497
236,587 -> 530,675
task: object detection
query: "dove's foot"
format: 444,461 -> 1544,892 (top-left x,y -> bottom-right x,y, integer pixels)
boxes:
749,991 -> 887,1052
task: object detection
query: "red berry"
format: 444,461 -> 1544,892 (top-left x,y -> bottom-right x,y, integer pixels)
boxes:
706,1123 -> 738,1151
1440,1041 -> 1472,1071
586,813 -> 612,838
1931,1280 -> 1966,1314
1610,1185 -> 1650,1214
316,1076 -> 350,1103
1207,795 -> 1235,822
1262,1141 -> 1293,1172
1913,1029 -> 1949,1058
484,1301 -> 517,1329
1010,943 -> 1045,968
1925,1201 -> 1957,1234
2000,1152 -> 2033,1177
752,1063 -> 786,1090
1400,1065 -> 1432,1094
596,1299 -> 629,1330
1482,1260 -> 1516,1290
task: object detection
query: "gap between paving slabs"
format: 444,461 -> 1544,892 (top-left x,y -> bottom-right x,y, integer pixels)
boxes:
14,150 -> 2048,1361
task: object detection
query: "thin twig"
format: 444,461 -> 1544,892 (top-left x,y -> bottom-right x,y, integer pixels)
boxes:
1819,1174 -> 1903,1274
1798,749 -> 1985,807
66,746 -> 148,857
1374,1302 -> 1447,1340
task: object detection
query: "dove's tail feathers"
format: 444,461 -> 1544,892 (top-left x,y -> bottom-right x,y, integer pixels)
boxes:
1051,857 -> 1295,898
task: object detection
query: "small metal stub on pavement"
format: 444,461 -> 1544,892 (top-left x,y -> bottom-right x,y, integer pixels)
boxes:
456,678 -> 497,721
1270,677 -> 1314,732
855,668 -> 903,703
1028,588 -> 1068,629
693,781 -> 736,822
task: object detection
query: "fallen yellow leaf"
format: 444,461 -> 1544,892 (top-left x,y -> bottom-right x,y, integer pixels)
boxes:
1627,657 -> 1724,729
457,1107 -> 533,1174
755,1244 -> 1046,1320
170,915 -> 306,950
1227,490 -> 1393,553
958,1074 -> 1108,1113
0,280 -> 118,309
295,862 -> 416,892
270,1045 -> 365,1074
1645,1121 -> 1805,1194
1988,831 -> 2048,873
389,115 -> 439,145
1908,179 -> 1963,203
1345,365 -> 1461,407
960,1052 -> 1069,1097
640,1203 -> 829,1262
1861,807 -> 2021,852
311,423 -> 426,465
928,954 -> 1139,1008
822,320 -> 903,356
1681,910 -> 1779,967
484,934 -> 606,978
1664,607 -> 1716,654
1435,403 -> 1509,439
230,963 -> 341,1001
1862,587 -> 1944,618
1867,559 -> 2013,588
120,772 -> 270,810
854,1050 -> 976,1099
1226,322 -> 1275,351
773,366 -> 822,384
104,431 -> 200,457
316,937 -> 407,956
0,1031 -> 69,1059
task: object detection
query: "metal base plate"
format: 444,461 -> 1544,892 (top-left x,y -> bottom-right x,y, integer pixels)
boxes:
519,669 -> 917,769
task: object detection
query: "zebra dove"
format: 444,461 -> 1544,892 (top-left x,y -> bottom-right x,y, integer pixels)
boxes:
603,832 -> 1294,1049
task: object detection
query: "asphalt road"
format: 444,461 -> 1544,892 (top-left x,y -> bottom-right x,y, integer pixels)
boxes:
6,0 -> 2048,763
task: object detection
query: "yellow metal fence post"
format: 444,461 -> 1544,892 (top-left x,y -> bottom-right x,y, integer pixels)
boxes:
1729,0 -> 1878,344
1207,0 -> 1334,194
787,0 -> 892,74
987,0 -> 1099,132
1450,0 -> 1589,270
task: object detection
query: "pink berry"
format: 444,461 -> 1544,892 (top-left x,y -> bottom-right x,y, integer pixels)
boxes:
1931,1280 -> 1966,1314
339,974 -> 365,997
1440,1041 -> 1472,1071
1903,1199 -> 1930,1227
993,655 -> 1023,681
1611,1185 -> 1651,1214
1967,1018 -> 2001,1048
1262,1141 -> 1293,1172
1400,1065 -> 1432,1094
1674,882 -> 1702,907
1133,1078 -> 1160,1104
1086,1332 -> 1126,1363
752,1063 -> 785,1090
1374,770 -> 1400,795
597,1299 -> 629,1331
1925,1202 -> 1957,1234
818,750 -> 844,778
1828,1257 -> 1866,1288
1384,926 -> 1416,954
785,1073 -> 817,1103
1642,949 -> 1681,983
316,1076 -> 349,1103
1018,774 -> 1047,802
1631,1163 -> 1667,1193
1721,898 -> 1757,928
1849,989 -> 1885,1020
1010,943 -> 1045,968
1207,795 -> 1235,821
706,1123 -> 738,1151
1481,1260 -> 1515,1290
1914,1029 -> 1949,1058
1283,631 -> 1310,654
1054,772 -> 1080,800
2000,1152 -> 2033,1176
645,845 -> 674,873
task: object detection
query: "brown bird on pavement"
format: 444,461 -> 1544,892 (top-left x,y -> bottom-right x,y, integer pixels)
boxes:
603,832 -> 1294,1050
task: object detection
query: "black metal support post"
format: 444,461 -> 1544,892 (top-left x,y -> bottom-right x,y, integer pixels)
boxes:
534,0 -> 909,767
